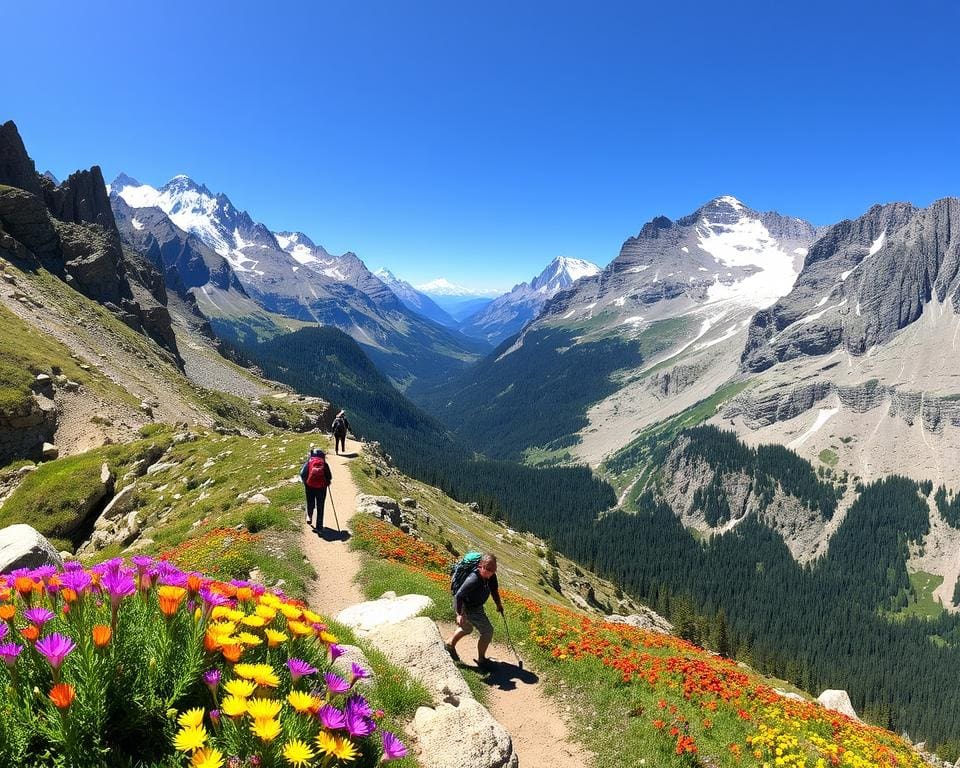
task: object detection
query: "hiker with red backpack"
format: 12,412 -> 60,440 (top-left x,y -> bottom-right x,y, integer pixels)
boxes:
445,552 -> 503,668
300,447 -> 332,534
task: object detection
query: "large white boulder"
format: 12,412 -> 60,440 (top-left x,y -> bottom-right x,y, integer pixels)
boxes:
335,591 -> 434,636
817,689 -> 860,721
414,697 -> 518,768
0,524 -> 63,572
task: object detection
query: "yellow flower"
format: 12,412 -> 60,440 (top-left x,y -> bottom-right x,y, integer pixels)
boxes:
220,695 -> 248,718
282,738 -> 317,767
255,605 -> 277,621
241,614 -> 267,628
250,664 -> 280,688
233,663 -> 257,680
319,630 -> 339,644
332,736 -> 359,762
237,632 -> 263,646
251,717 -> 282,742
191,747 -> 225,768
265,628 -> 289,647
173,725 -> 208,753
224,679 -> 257,698
288,690 -> 319,714
246,697 -> 283,720
279,604 -> 302,620
315,730 -> 338,756
302,609 -> 323,625
288,621 -> 312,637
178,707 -> 206,729
211,606 -> 245,622
258,593 -> 281,608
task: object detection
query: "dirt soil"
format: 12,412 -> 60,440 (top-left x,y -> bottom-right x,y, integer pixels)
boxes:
299,437 -> 594,768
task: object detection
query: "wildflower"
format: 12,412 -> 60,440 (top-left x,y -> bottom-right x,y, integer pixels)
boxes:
346,694 -> 372,718
0,624 -> 6,641
282,739 -> 317,767
49,683 -> 75,710
345,707 -> 375,738
174,725 -> 208,753
158,585 -> 187,616
203,668 -> 221,696
287,658 -> 317,683
288,621 -> 312,637
315,730 -> 338,756
20,625 -> 39,643
317,704 -> 346,730
250,717 -> 282,742
245,663 -> 279,688
245,698 -> 282,721
329,643 -> 345,662
0,642 -> 24,667
236,632 -> 262,647
381,731 -> 408,761
287,690 -> 318,714
59,570 -> 92,596
187,572 -> 204,596
319,630 -> 338,644
24,607 -> 54,627
191,747 -> 225,768
36,633 -> 77,672
265,628 -> 288,647
332,736 -> 359,762
0,604 -> 15,621
220,695 -> 247,718
325,672 -> 350,695
241,614 -> 267,628
224,678 -> 257,698
178,707 -> 206,729
92,624 -> 112,648
350,663 -> 370,685
221,644 -> 243,663
14,575 -> 36,597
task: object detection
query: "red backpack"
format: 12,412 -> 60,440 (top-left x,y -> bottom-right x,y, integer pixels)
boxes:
305,456 -> 329,489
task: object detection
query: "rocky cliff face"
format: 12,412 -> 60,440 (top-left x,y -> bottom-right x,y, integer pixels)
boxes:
742,199 -> 960,372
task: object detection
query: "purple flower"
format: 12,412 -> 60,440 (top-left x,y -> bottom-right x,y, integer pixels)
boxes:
317,704 -> 346,730
101,566 -> 136,606
349,662 -> 370,684
32,565 -> 57,583
0,624 -> 8,641
130,555 -> 154,571
328,643 -> 345,662
345,707 -> 375,738
203,668 -> 221,693
63,561 -> 84,572
0,642 -> 24,667
199,587 -> 230,608
325,672 -> 350,695
287,658 -> 317,683
156,561 -> 187,587
35,633 -> 76,670
346,694 -> 373,718
381,731 -> 408,761
59,570 -> 92,595
24,607 -> 54,627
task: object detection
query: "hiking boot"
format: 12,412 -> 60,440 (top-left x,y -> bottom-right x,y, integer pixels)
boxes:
476,656 -> 493,669
445,643 -> 460,662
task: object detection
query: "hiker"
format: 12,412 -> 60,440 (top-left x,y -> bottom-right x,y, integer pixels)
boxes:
446,553 -> 504,668
299,447 -> 332,534
332,410 -> 350,455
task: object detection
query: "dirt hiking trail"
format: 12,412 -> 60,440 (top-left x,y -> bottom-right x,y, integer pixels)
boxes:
299,438 -> 593,768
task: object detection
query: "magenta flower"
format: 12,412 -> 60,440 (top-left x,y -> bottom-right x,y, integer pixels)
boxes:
32,565 -> 57,583
63,561 -> 84,572
0,642 -> 24,667
101,567 -> 136,604
131,555 -> 154,571
349,662 -> 370,685
328,643 -> 345,662
287,658 -> 317,683
317,704 -> 346,730
199,587 -> 230,608
0,624 -> 7,641
381,731 -> 408,761
345,707 -> 375,738
325,672 -> 350,695
346,694 -> 372,718
36,633 -> 76,670
24,607 -> 54,627
203,668 -> 221,695
59,570 -> 92,595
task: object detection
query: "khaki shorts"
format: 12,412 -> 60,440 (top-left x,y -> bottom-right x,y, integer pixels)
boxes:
455,600 -> 494,642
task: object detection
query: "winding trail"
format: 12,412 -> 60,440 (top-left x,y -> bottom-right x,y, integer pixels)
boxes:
299,438 -> 592,768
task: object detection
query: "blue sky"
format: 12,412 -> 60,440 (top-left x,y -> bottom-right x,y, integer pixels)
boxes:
5,1 -> 959,292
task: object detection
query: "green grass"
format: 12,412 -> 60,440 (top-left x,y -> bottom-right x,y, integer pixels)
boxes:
819,448 -> 839,467
889,571 -> 946,620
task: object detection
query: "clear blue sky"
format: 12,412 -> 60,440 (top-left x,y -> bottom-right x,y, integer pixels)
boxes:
5,1 -> 959,292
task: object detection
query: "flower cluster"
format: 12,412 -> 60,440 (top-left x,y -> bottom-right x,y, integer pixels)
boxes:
0,558 -> 407,767
351,516 -> 452,572
161,528 -> 262,578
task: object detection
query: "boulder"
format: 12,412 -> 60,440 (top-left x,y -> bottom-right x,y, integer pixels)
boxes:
401,497 -> 418,508
413,697 -> 518,768
336,593 -> 434,636
41,442 -> 59,460
605,607 -> 674,635
817,689 -> 860,721
356,495 -> 402,525
0,524 -> 63,573
146,461 -> 178,476
365,617 -> 471,703
97,483 -> 137,522
247,493 -> 271,505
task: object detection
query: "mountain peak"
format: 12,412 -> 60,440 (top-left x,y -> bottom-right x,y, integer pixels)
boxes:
161,174 -> 212,197
530,256 -> 600,292
110,172 -> 141,191
275,231 -> 317,250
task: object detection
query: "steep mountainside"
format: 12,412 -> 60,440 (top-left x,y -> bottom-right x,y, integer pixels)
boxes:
109,174 -> 485,388
373,268 -> 458,328
458,256 -> 600,345
417,197 -> 819,464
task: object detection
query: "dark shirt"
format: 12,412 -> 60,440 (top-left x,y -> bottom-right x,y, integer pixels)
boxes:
454,570 -> 501,614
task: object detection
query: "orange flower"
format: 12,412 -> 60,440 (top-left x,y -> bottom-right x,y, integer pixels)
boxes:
92,624 -> 112,647
203,631 -> 221,653
222,644 -> 243,662
20,625 -> 39,642
13,576 -> 35,596
0,604 -> 15,621
49,683 -> 75,709
236,586 -> 253,602
157,585 -> 187,617
60,588 -> 78,604
187,573 -> 203,595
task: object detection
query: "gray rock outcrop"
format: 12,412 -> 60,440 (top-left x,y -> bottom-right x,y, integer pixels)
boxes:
414,697 -> 519,768
0,524 -> 63,572
817,689 -> 861,721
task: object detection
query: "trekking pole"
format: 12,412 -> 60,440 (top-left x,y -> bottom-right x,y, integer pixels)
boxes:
328,492 -> 341,534
501,613 -> 523,670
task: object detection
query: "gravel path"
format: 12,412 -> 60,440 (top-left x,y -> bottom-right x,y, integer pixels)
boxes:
299,439 -> 594,768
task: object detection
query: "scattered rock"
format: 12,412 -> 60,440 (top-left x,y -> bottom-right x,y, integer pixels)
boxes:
99,483 -> 137,521
0,524 -> 63,572
774,688 -> 806,702
817,689 -> 860,721
336,593 -> 435,637
63,380 -> 80,392
606,607 -> 673,635
401,497 -> 418,508
41,442 -> 59,460
247,493 -> 271,505
146,461 -> 178,476
140,402 -> 153,416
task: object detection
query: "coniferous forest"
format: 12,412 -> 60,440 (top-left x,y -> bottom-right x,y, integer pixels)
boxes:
220,321 -> 960,747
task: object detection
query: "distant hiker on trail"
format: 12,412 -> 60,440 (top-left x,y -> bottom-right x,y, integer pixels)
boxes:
300,447 -> 332,534
446,552 -> 504,668
332,410 -> 350,455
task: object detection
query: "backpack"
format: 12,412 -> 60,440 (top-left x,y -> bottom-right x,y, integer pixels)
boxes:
332,416 -> 346,435
305,456 -> 329,489
450,551 -> 483,594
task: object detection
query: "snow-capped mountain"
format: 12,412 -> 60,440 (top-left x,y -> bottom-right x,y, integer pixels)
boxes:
374,269 -> 457,328
459,256 -> 601,345
110,174 -> 484,387
415,278 -> 489,297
